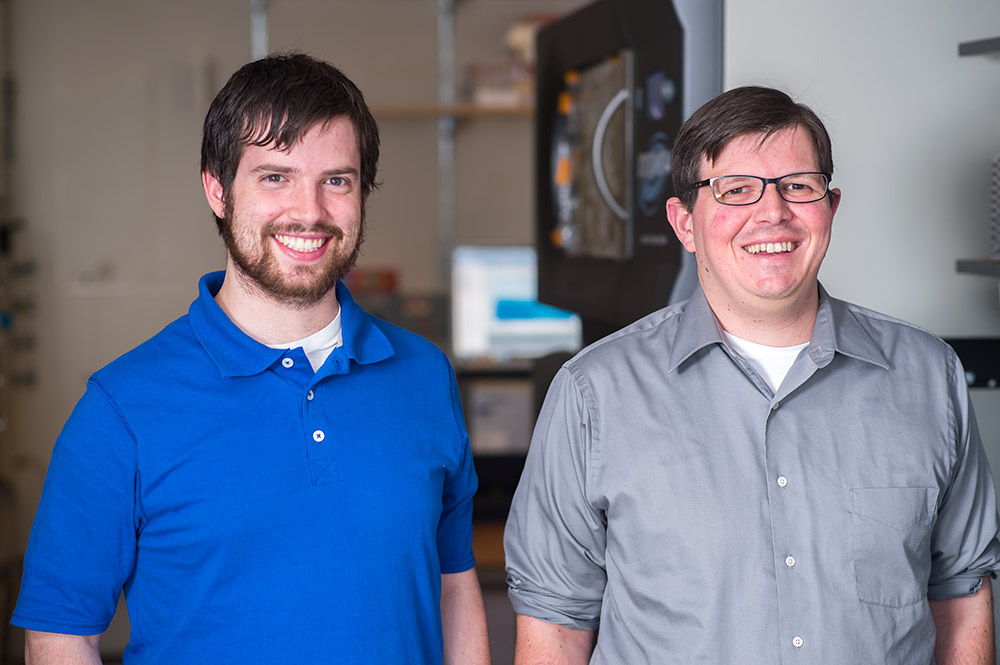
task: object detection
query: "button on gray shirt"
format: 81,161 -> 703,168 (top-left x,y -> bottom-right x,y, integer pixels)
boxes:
504,285 -> 1000,664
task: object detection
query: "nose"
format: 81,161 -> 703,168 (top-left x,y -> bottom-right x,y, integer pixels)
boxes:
289,184 -> 326,223
753,181 -> 792,223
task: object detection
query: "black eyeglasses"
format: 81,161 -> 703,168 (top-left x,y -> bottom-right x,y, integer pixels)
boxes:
683,172 -> 831,206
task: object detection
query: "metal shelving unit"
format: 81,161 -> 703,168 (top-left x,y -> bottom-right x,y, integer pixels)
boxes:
959,36 -> 1000,57
956,35 -> 1000,279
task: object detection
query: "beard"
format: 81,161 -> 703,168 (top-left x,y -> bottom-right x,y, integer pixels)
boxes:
221,210 -> 364,309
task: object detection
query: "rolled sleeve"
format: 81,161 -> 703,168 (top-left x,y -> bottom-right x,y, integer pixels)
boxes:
504,366 -> 606,630
927,354 -> 1000,601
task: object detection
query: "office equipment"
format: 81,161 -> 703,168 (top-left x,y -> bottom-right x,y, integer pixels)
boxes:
451,245 -> 582,363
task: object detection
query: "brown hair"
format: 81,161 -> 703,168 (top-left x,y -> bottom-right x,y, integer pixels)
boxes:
201,52 -> 381,234
671,86 -> 833,211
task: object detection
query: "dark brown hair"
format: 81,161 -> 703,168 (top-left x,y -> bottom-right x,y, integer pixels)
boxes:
201,52 -> 381,233
671,86 -> 833,211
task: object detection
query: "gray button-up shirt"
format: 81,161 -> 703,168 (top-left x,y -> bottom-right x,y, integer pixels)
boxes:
504,285 -> 1000,664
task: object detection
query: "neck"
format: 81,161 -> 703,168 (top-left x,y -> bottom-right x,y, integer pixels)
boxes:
708,292 -> 819,347
214,264 -> 341,345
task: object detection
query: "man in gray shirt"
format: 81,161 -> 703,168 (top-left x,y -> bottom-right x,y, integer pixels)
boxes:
504,85 -> 1000,664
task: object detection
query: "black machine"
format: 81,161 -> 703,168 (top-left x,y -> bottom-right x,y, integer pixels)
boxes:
535,0 -> 722,341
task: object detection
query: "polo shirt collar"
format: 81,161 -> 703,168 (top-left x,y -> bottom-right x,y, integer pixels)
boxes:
334,280 -> 394,366
668,282 -> 889,372
189,271 -> 394,378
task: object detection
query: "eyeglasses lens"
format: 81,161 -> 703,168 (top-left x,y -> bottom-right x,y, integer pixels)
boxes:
711,174 -> 828,205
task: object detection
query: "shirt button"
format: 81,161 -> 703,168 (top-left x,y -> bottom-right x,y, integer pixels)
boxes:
771,402 -> 780,410
307,390 -> 314,401
282,357 -> 294,368
777,476 -> 788,488
785,555 -> 796,568
792,636 -> 804,649
312,430 -> 325,442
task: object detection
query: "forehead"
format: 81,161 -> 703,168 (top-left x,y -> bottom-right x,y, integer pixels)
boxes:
704,126 -> 820,176
238,117 -> 360,167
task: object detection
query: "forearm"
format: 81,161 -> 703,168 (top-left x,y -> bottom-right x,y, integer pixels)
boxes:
514,614 -> 595,665
930,575 -> 996,665
25,630 -> 103,665
441,568 -> 490,665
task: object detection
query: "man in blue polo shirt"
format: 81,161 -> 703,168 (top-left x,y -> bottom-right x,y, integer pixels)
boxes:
13,53 -> 489,664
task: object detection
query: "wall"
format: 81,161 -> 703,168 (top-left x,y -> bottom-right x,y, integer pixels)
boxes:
725,0 -> 1000,336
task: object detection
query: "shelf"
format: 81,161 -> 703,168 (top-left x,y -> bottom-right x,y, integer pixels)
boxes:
959,36 -> 1000,57
956,258 -> 1000,277
372,103 -> 533,119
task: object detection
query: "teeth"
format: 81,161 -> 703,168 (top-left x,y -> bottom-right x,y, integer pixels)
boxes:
744,241 -> 794,255
275,234 -> 326,253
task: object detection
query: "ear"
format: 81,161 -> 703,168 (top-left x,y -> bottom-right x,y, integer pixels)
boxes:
828,187 -> 842,218
666,196 -> 697,253
202,170 -> 227,220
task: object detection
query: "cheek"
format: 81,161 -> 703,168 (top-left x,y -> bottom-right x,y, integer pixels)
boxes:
696,211 -> 742,250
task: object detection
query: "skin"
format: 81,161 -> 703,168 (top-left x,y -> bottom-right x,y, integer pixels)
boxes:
514,615 -> 595,665
666,126 -> 841,347
442,568 -> 491,665
929,576 -> 996,665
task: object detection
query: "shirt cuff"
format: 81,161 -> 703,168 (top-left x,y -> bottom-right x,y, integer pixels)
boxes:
927,568 -> 997,601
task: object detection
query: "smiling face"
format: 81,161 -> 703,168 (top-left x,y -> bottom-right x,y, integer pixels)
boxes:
203,117 -> 363,309
666,126 -> 841,342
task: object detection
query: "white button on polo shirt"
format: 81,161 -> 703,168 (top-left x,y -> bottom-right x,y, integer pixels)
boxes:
312,430 -> 325,442
282,358 -> 294,368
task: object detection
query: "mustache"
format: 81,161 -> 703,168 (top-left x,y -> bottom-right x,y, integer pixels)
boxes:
261,222 -> 344,240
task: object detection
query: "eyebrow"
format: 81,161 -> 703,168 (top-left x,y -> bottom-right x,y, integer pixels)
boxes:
250,164 -> 360,178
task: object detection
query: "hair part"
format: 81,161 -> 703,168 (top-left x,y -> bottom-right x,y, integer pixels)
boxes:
201,52 -> 381,234
671,86 -> 833,211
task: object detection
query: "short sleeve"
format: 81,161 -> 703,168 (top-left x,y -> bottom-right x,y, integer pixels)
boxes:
436,365 -> 477,574
504,366 -> 606,630
12,380 -> 139,635
927,352 -> 1000,600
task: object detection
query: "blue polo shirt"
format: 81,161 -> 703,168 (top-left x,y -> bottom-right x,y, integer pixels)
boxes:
13,271 -> 478,664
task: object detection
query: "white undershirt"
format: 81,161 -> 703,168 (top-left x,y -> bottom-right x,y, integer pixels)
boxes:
266,310 -> 344,372
723,331 -> 808,393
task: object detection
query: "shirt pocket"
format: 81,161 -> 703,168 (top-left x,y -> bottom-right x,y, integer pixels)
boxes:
851,486 -> 938,608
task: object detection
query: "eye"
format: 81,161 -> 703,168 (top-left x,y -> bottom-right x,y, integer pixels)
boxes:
326,176 -> 350,187
784,181 -> 812,192
713,177 -> 759,203
263,173 -> 285,183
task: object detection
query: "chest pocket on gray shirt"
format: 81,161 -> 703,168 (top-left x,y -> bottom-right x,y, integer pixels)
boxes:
851,487 -> 938,607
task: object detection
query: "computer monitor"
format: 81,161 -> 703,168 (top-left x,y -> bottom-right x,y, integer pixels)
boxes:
451,246 -> 582,363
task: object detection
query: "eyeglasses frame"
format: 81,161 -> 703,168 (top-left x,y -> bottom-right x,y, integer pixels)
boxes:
682,172 -> 833,206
